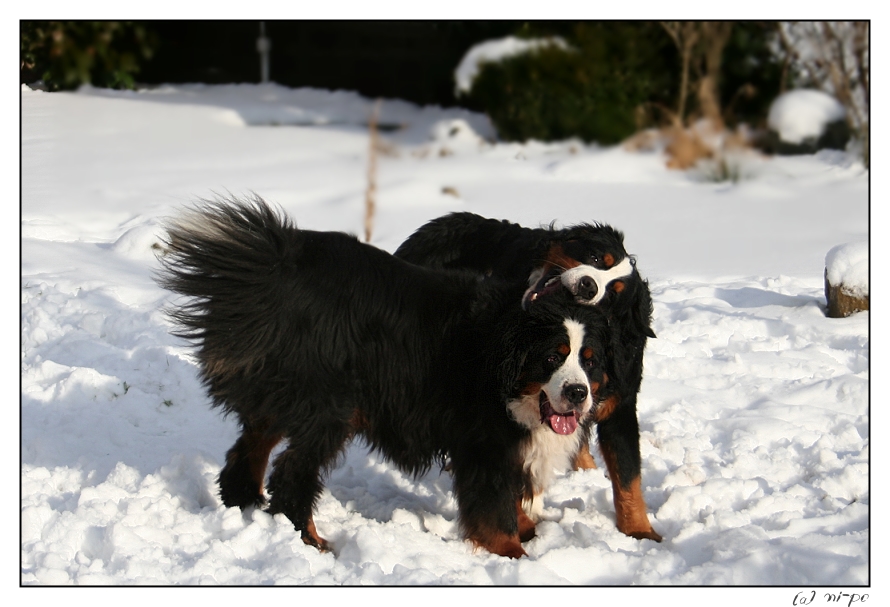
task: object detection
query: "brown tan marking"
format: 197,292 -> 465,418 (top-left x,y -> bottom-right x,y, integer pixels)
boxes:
349,408 -> 370,434
572,372 -> 607,469
520,381 -> 543,396
223,423 -> 282,498
542,244 -> 584,272
471,529 -> 527,559
594,394 -> 619,423
301,516 -> 332,552
573,443 -> 598,470
516,499 -> 537,542
247,431 -> 283,495
600,442 -> 662,542
603,253 -> 615,267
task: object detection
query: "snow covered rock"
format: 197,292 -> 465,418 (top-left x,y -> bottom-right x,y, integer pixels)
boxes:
761,89 -> 850,155
825,241 -> 868,317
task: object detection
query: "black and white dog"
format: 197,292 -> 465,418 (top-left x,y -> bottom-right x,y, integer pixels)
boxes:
157,196 -> 617,557
396,212 -> 662,542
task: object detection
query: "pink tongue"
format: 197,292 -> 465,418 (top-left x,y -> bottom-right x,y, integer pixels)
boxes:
538,279 -> 563,298
547,412 -> 578,435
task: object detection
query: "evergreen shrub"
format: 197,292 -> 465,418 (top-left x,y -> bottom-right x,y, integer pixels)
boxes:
21,21 -> 157,91
463,22 -> 677,145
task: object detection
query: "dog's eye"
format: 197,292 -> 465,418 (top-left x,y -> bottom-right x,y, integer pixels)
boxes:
545,354 -> 561,368
589,254 -> 600,264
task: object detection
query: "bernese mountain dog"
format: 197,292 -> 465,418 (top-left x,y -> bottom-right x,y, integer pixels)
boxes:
157,195 -> 615,558
396,212 -> 662,542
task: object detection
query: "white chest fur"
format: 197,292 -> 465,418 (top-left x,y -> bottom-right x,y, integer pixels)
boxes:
505,319 -> 592,519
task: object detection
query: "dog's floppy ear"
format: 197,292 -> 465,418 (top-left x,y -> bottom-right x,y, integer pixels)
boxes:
478,310 -> 533,403
632,278 -> 657,339
491,320 -> 528,399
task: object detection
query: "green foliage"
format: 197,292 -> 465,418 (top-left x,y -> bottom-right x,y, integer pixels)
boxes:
464,21 -> 787,145
21,21 -> 157,91
465,22 -> 677,145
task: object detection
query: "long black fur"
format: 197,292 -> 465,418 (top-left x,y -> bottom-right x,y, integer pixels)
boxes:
396,211 -> 660,541
157,195 -> 612,556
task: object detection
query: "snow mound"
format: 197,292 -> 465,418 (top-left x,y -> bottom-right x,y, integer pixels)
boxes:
825,241 -> 868,296
767,89 -> 846,145
111,223 -> 166,261
429,118 -> 488,148
454,36 -> 569,95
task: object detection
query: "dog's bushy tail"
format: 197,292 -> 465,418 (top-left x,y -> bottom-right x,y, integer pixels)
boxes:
156,193 -> 295,348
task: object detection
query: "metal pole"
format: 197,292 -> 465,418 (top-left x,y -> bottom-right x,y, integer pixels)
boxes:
257,22 -> 271,83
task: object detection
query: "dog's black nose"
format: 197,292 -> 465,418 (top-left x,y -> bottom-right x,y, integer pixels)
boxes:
577,276 -> 597,300
563,383 -> 589,405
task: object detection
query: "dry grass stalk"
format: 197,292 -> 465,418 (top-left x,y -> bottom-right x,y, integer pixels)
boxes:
625,119 -> 755,176
664,126 -> 713,170
364,99 -> 381,243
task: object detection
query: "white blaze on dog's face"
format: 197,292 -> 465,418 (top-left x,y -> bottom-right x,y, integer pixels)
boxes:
522,244 -> 635,309
558,257 -> 634,305
507,318 -> 603,436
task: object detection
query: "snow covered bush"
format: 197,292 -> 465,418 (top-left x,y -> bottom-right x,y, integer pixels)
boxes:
453,36 -> 570,97
458,23 -> 677,145
759,89 -> 850,155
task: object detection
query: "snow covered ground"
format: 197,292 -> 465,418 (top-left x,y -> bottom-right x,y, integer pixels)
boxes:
20,83 -> 871,593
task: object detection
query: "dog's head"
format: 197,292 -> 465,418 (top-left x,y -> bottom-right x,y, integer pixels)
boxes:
497,300 -> 611,436
522,224 -> 655,339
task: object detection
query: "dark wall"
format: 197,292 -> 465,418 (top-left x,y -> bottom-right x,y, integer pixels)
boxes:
138,21 -> 520,107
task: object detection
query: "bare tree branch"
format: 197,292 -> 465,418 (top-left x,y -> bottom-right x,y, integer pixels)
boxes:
776,21 -> 869,166
660,21 -> 699,126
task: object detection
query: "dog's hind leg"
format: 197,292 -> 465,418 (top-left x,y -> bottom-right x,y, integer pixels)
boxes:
265,426 -> 350,553
218,420 -> 283,509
